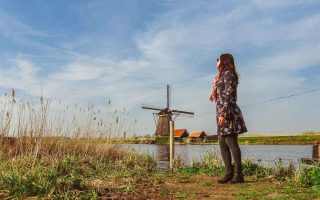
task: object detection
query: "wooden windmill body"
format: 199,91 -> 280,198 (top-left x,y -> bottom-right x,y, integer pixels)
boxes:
154,108 -> 171,136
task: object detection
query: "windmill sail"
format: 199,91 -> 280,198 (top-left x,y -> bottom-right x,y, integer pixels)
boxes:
141,104 -> 164,111
167,84 -> 171,109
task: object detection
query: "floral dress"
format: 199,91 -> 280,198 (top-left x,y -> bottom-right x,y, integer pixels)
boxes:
213,70 -> 247,135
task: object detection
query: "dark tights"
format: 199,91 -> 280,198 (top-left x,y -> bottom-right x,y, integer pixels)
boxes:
218,134 -> 242,175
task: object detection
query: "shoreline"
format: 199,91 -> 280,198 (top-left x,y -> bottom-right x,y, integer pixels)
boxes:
106,133 -> 320,145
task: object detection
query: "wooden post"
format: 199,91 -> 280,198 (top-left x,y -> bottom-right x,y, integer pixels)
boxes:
169,120 -> 174,171
312,144 -> 320,159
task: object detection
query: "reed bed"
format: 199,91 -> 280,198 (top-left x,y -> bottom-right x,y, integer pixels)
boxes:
0,89 -> 158,199
0,89 -> 135,158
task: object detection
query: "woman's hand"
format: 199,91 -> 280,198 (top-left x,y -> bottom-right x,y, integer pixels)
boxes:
209,76 -> 219,102
218,117 -> 226,126
209,94 -> 216,102
214,77 -> 219,85
209,87 -> 217,102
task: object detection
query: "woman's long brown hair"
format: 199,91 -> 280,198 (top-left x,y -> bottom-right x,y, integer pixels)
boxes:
217,53 -> 239,84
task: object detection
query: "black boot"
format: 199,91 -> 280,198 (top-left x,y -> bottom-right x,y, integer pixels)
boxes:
230,173 -> 244,184
218,174 -> 234,184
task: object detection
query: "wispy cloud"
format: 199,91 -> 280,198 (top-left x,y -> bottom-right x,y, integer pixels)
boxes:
0,9 -> 46,38
0,56 -> 41,95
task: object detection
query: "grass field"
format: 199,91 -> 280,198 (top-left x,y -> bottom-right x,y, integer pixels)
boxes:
238,133 -> 320,145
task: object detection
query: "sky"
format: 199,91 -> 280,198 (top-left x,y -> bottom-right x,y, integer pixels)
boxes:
0,0 -> 319,136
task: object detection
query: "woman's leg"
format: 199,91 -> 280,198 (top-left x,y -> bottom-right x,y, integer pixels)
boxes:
218,135 -> 233,183
225,134 -> 244,183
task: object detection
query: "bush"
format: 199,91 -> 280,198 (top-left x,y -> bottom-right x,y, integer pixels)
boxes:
296,163 -> 320,187
178,151 -> 224,175
273,158 -> 295,180
242,159 -> 273,178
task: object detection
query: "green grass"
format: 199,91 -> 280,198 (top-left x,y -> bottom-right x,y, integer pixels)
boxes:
177,151 -> 224,175
235,181 -> 318,200
200,179 -> 213,186
0,153 -> 157,199
159,188 -> 170,196
238,134 -> 320,145
0,150 -> 319,199
174,190 -> 196,199
155,136 -> 170,145
296,163 -> 320,186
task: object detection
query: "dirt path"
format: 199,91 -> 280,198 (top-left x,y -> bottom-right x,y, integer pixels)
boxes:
103,174 -> 318,200
152,174 -> 269,200
104,174 -> 289,200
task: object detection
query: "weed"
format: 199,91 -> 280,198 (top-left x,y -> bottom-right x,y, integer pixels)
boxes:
174,191 -> 191,199
296,163 -> 320,187
200,180 -> 213,186
242,158 -> 273,178
160,188 -> 170,196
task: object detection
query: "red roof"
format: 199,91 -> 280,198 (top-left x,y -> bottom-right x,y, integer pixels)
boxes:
174,129 -> 187,137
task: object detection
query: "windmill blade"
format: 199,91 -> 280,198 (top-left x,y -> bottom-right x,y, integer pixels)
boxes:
167,84 -> 171,109
171,109 -> 194,116
141,103 -> 164,111
152,113 -> 158,126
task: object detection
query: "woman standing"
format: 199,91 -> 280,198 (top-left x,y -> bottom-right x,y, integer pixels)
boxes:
209,53 -> 247,184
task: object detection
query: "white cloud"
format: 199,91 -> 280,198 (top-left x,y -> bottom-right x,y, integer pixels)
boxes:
254,45 -> 320,72
53,62 -> 106,81
0,57 -> 42,96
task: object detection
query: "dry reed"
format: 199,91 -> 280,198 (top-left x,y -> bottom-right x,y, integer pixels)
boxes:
0,89 -> 133,160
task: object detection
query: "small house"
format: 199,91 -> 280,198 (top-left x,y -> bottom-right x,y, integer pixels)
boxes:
188,131 -> 207,143
204,135 -> 218,142
174,129 -> 189,142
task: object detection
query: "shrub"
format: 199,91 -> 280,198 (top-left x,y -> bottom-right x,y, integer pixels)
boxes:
296,163 -> 320,187
242,159 -> 273,178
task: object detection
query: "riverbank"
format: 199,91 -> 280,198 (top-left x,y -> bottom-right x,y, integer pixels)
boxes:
0,144 -> 319,199
106,132 -> 320,145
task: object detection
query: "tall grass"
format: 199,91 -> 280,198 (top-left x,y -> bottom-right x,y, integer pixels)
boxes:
0,89 -> 155,198
0,89 -> 135,158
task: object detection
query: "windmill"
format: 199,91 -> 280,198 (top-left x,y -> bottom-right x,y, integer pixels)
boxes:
142,84 -> 194,170
142,85 -> 194,136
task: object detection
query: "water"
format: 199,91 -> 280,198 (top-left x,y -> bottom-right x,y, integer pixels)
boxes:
120,144 -> 313,170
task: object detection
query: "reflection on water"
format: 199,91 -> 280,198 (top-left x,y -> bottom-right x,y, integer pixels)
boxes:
120,144 -> 313,170
156,145 -> 170,170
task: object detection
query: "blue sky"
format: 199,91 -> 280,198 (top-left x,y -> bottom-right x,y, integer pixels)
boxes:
0,0 -> 320,135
